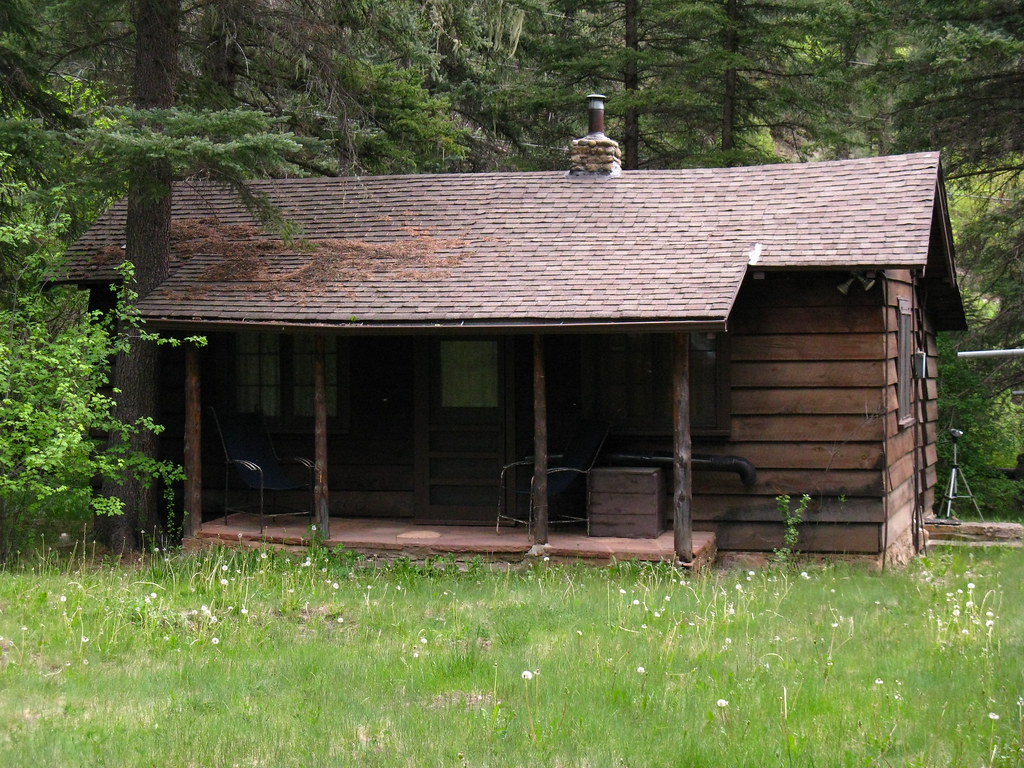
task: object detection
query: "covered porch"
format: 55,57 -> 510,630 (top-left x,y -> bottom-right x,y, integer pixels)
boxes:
186,511 -> 718,568
178,328 -> 708,565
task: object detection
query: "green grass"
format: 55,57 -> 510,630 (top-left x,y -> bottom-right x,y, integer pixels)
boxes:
2,545 -> 1023,767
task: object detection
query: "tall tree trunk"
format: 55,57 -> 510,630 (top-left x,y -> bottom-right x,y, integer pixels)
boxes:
98,0 -> 179,553
722,0 -> 739,162
623,0 -> 640,169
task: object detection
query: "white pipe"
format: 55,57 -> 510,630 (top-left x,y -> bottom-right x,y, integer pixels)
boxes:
957,348 -> 1024,358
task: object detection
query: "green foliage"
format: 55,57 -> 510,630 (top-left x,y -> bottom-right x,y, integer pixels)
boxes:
0,180 -> 185,560
935,335 -> 1024,520
773,493 -> 809,566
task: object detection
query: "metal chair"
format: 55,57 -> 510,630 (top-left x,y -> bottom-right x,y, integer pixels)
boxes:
210,409 -> 314,533
497,419 -> 610,533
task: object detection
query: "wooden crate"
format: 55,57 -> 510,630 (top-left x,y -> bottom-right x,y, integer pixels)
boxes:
588,467 -> 665,538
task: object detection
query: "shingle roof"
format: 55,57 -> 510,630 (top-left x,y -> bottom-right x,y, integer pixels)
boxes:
65,152 -> 954,331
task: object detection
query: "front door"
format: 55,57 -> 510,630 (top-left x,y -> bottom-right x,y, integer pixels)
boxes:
415,338 -> 511,524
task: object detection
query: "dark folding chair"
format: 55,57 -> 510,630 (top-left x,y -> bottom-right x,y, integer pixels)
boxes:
210,409 -> 315,533
497,419 -> 610,533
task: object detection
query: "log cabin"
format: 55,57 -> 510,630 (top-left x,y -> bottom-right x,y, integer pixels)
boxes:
61,103 -> 966,565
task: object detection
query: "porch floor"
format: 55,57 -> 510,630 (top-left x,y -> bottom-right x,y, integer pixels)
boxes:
189,513 -> 717,569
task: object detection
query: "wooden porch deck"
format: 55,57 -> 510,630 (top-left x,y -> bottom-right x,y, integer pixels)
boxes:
188,513 -> 717,569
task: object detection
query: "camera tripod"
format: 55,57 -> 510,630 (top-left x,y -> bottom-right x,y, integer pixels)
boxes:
939,432 -> 983,521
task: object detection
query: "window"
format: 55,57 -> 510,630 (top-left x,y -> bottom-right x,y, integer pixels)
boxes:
439,340 -> 499,408
234,333 -> 347,424
582,332 -> 730,435
897,297 -> 914,424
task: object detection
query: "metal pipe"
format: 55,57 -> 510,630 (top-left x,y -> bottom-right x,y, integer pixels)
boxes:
604,451 -> 758,487
957,348 -> 1024,358
586,93 -> 606,136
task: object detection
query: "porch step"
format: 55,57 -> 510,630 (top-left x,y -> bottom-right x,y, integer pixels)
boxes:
925,520 -> 1023,547
189,513 -> 717,570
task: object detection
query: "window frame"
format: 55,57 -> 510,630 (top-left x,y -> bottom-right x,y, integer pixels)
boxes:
581,331 -> 731,438
897,297 -> 915,427
230,332 -> 350,432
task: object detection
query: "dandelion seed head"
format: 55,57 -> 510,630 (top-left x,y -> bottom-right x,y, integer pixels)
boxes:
221,564 -> 229,571
800,572 -> 810,580
989,712 -> 999,720
716,699 -> 729,708
875,679 -> 884,685
967,583 -> 975,590
211,637 -> 220,645
632,599 -> 640,605
220,578 -> 229,585
521,670 -> 534,680
637,666 -> 646,674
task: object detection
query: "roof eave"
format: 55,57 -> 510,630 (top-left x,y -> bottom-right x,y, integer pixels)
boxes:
140,316 -> 730,336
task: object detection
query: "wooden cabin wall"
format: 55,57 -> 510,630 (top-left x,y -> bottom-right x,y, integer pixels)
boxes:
881,270 -> 938,555
693,272 -> 891,553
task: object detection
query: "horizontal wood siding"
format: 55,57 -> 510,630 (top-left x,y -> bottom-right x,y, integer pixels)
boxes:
880,271 -> 938,556
694,273 -> 889,551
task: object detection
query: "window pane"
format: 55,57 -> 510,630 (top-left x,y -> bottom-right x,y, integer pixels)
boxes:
292,337 -> 338,418
236,333 -> 280,416
583,333 -> 726,433
440,341 -> 499,408
897,299 -> 913,422
690,333 -> 718,429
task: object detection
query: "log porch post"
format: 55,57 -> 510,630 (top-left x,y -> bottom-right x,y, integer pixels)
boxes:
313,335 -> 330,538
183,343 -> 201,539
532,333 -> 549,544
673,332 -> 693,563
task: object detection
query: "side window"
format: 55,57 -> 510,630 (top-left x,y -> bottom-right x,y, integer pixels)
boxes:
897,297 -> 914,424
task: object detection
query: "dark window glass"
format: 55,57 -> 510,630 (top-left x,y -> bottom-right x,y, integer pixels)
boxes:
583,333 -> 729,435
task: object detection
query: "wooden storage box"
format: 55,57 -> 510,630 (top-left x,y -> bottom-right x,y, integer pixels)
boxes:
588,467 -> 665,538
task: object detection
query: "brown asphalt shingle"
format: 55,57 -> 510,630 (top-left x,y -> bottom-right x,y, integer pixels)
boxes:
64,152 -> 947,330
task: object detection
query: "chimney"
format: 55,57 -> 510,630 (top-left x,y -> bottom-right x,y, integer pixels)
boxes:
569,93 -> 622,177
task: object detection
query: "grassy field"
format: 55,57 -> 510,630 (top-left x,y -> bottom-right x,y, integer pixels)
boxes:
1,544 -> 1022,767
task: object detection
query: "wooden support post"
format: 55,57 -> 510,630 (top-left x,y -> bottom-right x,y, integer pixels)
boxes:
313,335 -> 330,538
673,332 -> 693,564
183,343 -> 201,539
532,334 -> 549,545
